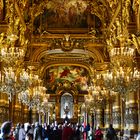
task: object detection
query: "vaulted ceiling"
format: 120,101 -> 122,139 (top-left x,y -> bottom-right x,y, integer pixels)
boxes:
0,0 -> 139,100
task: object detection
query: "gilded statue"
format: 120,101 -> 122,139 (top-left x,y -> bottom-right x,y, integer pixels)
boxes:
132,0 -> 140,30
131,34 -> 140,54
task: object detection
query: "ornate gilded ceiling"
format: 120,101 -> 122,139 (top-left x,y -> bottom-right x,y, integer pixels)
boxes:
0,0 -> 140,98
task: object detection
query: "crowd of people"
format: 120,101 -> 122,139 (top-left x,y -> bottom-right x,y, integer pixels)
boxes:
0,121 -> 82,140
0,121 -> 139,140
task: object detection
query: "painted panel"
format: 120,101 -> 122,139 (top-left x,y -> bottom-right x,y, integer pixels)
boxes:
33,0 -> 102,33
45,66 -> 90,94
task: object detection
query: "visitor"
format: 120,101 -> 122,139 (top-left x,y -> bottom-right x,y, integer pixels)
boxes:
33,122 -> 42,140
95,126 -> 103,140
106,124 -> 117,140
14,123 -> 20,140
62,123 -> 73,140
46,125 -> 53,140
57,124 -> 62,140
136,133 -> 140,140
18,124 -> 26,140
0,121 -> 13,140
25,125 -> 33,140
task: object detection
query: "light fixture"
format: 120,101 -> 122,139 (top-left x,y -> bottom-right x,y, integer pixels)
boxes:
0,0 -> 28,101
84,84 -> 114,110
104,0 -> 140,96
0,0 -> 26,66
18,66 -> 46,109
0,67 -> 29,101
18,79 -> 46,110
36,95 -> 50,114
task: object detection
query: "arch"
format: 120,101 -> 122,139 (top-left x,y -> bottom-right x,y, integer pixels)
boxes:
31,46 -> 105,64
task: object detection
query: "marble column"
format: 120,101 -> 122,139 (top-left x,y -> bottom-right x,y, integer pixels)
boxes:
96,109 -> 103,128
14,95 -> 21,125
124,91 -> 138,138
32,108 -> 37,123
56,96 -> 60,119
104,104 -> 111,129
23,106 -> 29,123
112,94 -> 121,130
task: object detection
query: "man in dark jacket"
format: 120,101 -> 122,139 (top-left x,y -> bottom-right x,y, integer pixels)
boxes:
106,124 -> 117,140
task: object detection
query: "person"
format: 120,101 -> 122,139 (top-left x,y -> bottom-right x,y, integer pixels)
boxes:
0,121 -> 13,140
95,126 -> 103,140
14,123 -> 21,140
84,123 -> 90,139
33,122 -> 42,140
106,124 -> 117,140
25,125 -> 33,140
136,133 -> 140,140
18,124 -> 26,140
62,123 -> 73,140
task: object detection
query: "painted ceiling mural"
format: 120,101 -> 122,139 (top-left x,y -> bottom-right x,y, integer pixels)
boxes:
45,65 -> 91,94
33,0 -> 102,33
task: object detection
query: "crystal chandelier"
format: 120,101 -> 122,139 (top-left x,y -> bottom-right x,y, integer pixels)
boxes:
104,35 -> 140,94
85,85 -> 108,110
0,0 -> 26,66
104,0 -> 140,95
36,95 -> 50,114
0,34 -> 26,65
0,0 -> 28,101
18,84 -> 46,110
18,67 -> 46,109
0,67 -> 29,101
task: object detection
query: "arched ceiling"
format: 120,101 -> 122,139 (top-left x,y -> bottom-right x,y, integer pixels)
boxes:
18,0 -> 119,94
2,0 -> 139,98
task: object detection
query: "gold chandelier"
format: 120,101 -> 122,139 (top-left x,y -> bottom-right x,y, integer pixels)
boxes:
104,34 -> 140,94
0,0 -> 27,66
104,0 -> 140,96
0,33 -> 26,65
18,66 -> 47,109
0,67 -> 29,101
36,95 -> 51,114
84,84 -> 115,110
0,0 -> 28,101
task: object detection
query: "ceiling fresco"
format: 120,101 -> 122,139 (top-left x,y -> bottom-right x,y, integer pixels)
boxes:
33,0 -> 102,34
45,65 -> 91,94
